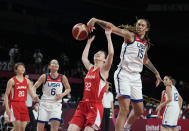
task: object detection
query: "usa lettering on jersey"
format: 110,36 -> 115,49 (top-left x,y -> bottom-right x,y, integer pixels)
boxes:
48,82 -> 61,87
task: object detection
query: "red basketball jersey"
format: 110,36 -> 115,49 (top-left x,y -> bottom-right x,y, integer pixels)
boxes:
10,76 -> 28,102
82,67 -> 107,102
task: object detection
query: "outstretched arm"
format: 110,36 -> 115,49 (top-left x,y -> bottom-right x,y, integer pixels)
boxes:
87,18 -> 133,42
143,51 -> 162,87
102,27 -> 114,75
81,36 -> 95,71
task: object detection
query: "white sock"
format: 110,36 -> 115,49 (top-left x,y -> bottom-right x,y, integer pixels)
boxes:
124,121 -> 131,129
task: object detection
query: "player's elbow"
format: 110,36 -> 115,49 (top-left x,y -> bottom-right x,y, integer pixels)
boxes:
108,52 -> 114,58
81,56 -> 86,63
143,57 -> 149,65
67,88 -> 71,94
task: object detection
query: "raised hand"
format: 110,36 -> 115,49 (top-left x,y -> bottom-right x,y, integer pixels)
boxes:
105,26 -> 112,36
87,35 -> 95,44
87,18 -> 96,32
155,74 -> 163,87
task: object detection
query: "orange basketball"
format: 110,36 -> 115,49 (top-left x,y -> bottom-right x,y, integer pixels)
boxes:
72,23 -> 89,41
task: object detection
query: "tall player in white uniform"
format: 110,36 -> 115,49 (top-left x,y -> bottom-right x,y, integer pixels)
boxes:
156,76 -> 183,131
32,59 -> 71,131
87,17 -> 162,131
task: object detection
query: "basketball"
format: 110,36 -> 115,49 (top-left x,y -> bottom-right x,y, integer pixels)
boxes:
72,23 -> 89,41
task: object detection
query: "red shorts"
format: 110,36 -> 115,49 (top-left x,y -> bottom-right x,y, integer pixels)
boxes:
70,101 -> 104,130
9,101 -> 29,122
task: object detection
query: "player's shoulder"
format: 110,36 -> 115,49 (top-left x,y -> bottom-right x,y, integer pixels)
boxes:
40,74 -> 46,78
9,77 -> 15,83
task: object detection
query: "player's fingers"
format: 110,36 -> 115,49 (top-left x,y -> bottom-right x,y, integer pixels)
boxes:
92,35 -> 95,40
91,27 -> 95,31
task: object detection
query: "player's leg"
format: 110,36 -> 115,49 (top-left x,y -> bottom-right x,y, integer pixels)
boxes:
37,102 -> 50,131
172,127 -> 178,131
67,124 -> 81,131
114,70 -> 131,131
37,123 -> 45,131
68,102 -> 85,131
161,126 -> 168,131
124,74 -> 143,130
12,120 -> 21,131
49,102 -> 62,131
115,96 -> 130,131
20,121 -> 27,131
84,126 -> 95,131
124,102 -> 143,130
50,120 -> 60,131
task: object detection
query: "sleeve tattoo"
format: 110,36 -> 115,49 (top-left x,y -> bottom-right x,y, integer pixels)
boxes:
96,21 -> 107,29
144,59 -> 157,74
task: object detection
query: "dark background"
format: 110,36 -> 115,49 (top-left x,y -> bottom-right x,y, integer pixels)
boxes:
0,0 -> 189,103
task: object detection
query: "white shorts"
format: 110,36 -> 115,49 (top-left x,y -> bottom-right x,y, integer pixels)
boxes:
114,68 -> 143,102
37,101 -> 62,123
162,105 -> 180,127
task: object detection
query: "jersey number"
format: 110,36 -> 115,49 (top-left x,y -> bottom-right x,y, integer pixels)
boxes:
174,92 -> 178,101
18,91 -> 25,97
85,82 -> 91,91
51,88 -> 56,96
137,49 -> 144,59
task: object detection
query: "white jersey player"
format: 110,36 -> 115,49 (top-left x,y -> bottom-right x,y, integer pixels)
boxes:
87,17 -> 162,131
115,34 -> 147,101
33,59 -> 71,131
156,76 -> 183,131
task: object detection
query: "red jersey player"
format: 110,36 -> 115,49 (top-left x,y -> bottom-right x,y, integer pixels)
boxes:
68,27 -> 114,131
4,62 -> 39,131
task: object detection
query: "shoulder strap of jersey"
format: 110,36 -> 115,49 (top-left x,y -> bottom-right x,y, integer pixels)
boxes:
44,73 -> 48,84
127,34 -> 136,45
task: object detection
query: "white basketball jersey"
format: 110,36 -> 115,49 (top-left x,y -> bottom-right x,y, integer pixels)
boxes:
118,34 -> 147,73
41,73 -> 63,103
165,85 -> 179,107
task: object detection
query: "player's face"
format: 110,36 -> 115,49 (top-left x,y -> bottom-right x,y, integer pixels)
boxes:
16,65 -> 25,74
136,20 -> 149,35
49,60 -> 59,71
163,76 -> 172,86
94,51 -> 106,63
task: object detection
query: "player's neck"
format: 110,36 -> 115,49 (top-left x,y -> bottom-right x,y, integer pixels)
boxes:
16,74 -> 24,81
50,72 -> 58,78
94,62 -> 103,69
137,33 -> 145,40
16,73 -> 23,78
